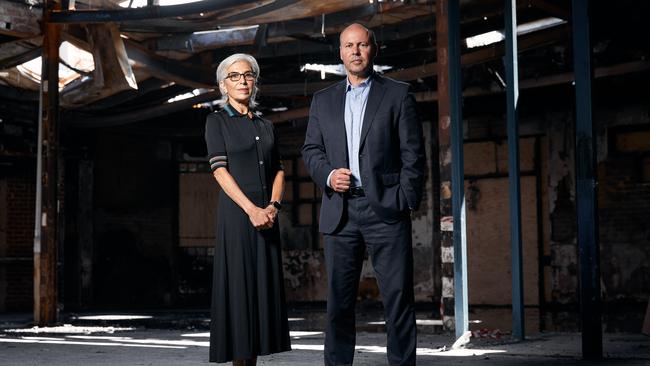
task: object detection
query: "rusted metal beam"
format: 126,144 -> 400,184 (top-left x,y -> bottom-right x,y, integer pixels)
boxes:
414,60 -> 650,101
67,58 -> 650,127
34,0 -> 61,327
68,89 -> 220,127
152,4 -> 380,51
217,0 -> 300,25
258,25 -> 569,98
155,26 -> 259,53
0,37 -> 42,69
77,77 -> 175,111
124,39 -> 214,88
49,0 -> 260,23
387,24 -> 568,81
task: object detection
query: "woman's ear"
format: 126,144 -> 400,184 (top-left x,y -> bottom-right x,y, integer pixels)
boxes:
218,80 -> 227,94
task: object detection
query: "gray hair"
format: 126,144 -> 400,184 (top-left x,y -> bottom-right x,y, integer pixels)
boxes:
215,53 -> 260,109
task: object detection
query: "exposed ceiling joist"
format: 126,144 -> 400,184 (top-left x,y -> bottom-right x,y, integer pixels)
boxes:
526,0 -> 570,20
50,0 -> 261,23
386,24 -> 568,81
60,29 -> 214,92
155,26 -> 259,53
136,3 -> 379,39
124,39 -> 215,88
61,23 -> 138,107
153,6 -> 423,54
68,90 -> 220,127
260,24 -> 569,97
78,77 -> 174,112
269,60 -> 650,122
0,37 -> 43,70
68,58 -> 650,127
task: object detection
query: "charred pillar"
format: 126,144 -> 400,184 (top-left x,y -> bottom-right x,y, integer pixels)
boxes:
34,0 -> 61,326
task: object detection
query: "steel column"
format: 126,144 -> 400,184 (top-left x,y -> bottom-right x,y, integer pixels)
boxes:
504,0 -> 525,341
436,0 -> 455,332
448,0 -> 468,339
571,0 -> 602,359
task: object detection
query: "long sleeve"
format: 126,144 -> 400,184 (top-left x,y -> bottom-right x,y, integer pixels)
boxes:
301,93 -> 335,192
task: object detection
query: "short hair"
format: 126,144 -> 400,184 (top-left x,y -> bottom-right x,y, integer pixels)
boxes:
215,53 -> 260,109
339,23 -> 377,48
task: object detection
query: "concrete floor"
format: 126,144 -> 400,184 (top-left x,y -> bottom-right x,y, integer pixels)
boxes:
0,310 -> 648,366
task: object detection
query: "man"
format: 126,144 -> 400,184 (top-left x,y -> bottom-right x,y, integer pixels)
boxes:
301,23 -> 425,366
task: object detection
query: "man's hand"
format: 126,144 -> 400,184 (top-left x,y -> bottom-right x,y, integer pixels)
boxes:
329,168 -> 352,193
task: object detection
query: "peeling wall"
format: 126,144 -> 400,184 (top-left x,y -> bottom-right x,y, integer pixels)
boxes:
546,111 -> 578,309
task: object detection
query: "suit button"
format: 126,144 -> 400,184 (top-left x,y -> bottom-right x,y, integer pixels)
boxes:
255,136 -> 260,141
259,161 -> 264,165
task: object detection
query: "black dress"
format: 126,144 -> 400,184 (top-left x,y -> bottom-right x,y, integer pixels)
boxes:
204,104 -> 291,363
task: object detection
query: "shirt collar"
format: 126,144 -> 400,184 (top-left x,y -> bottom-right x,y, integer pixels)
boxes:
346,71 -> 374,91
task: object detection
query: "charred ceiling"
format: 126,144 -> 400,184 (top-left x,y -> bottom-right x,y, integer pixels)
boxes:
0,0 -> 648,128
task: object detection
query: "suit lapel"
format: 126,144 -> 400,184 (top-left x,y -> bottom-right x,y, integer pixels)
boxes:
331,80 -> 349,167
359,75 -> 386,149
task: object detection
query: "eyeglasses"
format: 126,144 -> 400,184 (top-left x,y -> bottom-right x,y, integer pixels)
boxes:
225,71 -> 257,82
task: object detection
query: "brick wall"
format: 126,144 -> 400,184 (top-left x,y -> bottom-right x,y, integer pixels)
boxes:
598,133 -> 650,331
1,174 -> 35,311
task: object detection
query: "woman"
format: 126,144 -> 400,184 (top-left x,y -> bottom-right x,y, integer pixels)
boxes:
204,53 -> 291,365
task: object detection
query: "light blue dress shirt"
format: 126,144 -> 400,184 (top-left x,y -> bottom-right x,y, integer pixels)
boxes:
327,76 -> 372,188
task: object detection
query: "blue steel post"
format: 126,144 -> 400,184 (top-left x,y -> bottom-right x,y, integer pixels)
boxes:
571,0 -> 602,359
504,0 -> 525,341
448,0 -> 468,339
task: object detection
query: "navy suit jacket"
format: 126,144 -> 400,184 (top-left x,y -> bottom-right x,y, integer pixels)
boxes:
301,74 -> 425,234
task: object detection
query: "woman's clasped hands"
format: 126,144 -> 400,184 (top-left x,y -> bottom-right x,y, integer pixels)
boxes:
246,205 -> 278,230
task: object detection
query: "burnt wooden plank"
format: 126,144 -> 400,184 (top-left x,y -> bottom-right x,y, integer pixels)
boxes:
0,37 -> 42,69
50,0 -> 261,23
35,0 -> 61,327
61,24 -> 138,107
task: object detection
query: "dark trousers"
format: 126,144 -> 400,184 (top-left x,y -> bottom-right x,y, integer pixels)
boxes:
323,195 -> 416,366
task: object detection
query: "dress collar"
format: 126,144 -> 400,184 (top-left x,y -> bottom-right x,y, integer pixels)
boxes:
224,103 -> 258,119
224,103 -> 244,117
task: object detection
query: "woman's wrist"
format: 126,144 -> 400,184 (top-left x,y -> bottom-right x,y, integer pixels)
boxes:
243,202 -> 256,215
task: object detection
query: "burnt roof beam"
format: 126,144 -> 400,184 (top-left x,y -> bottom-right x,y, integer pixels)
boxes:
49,0 -> 261,23
152,4 -> 379,52
0,37 -> 43,69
